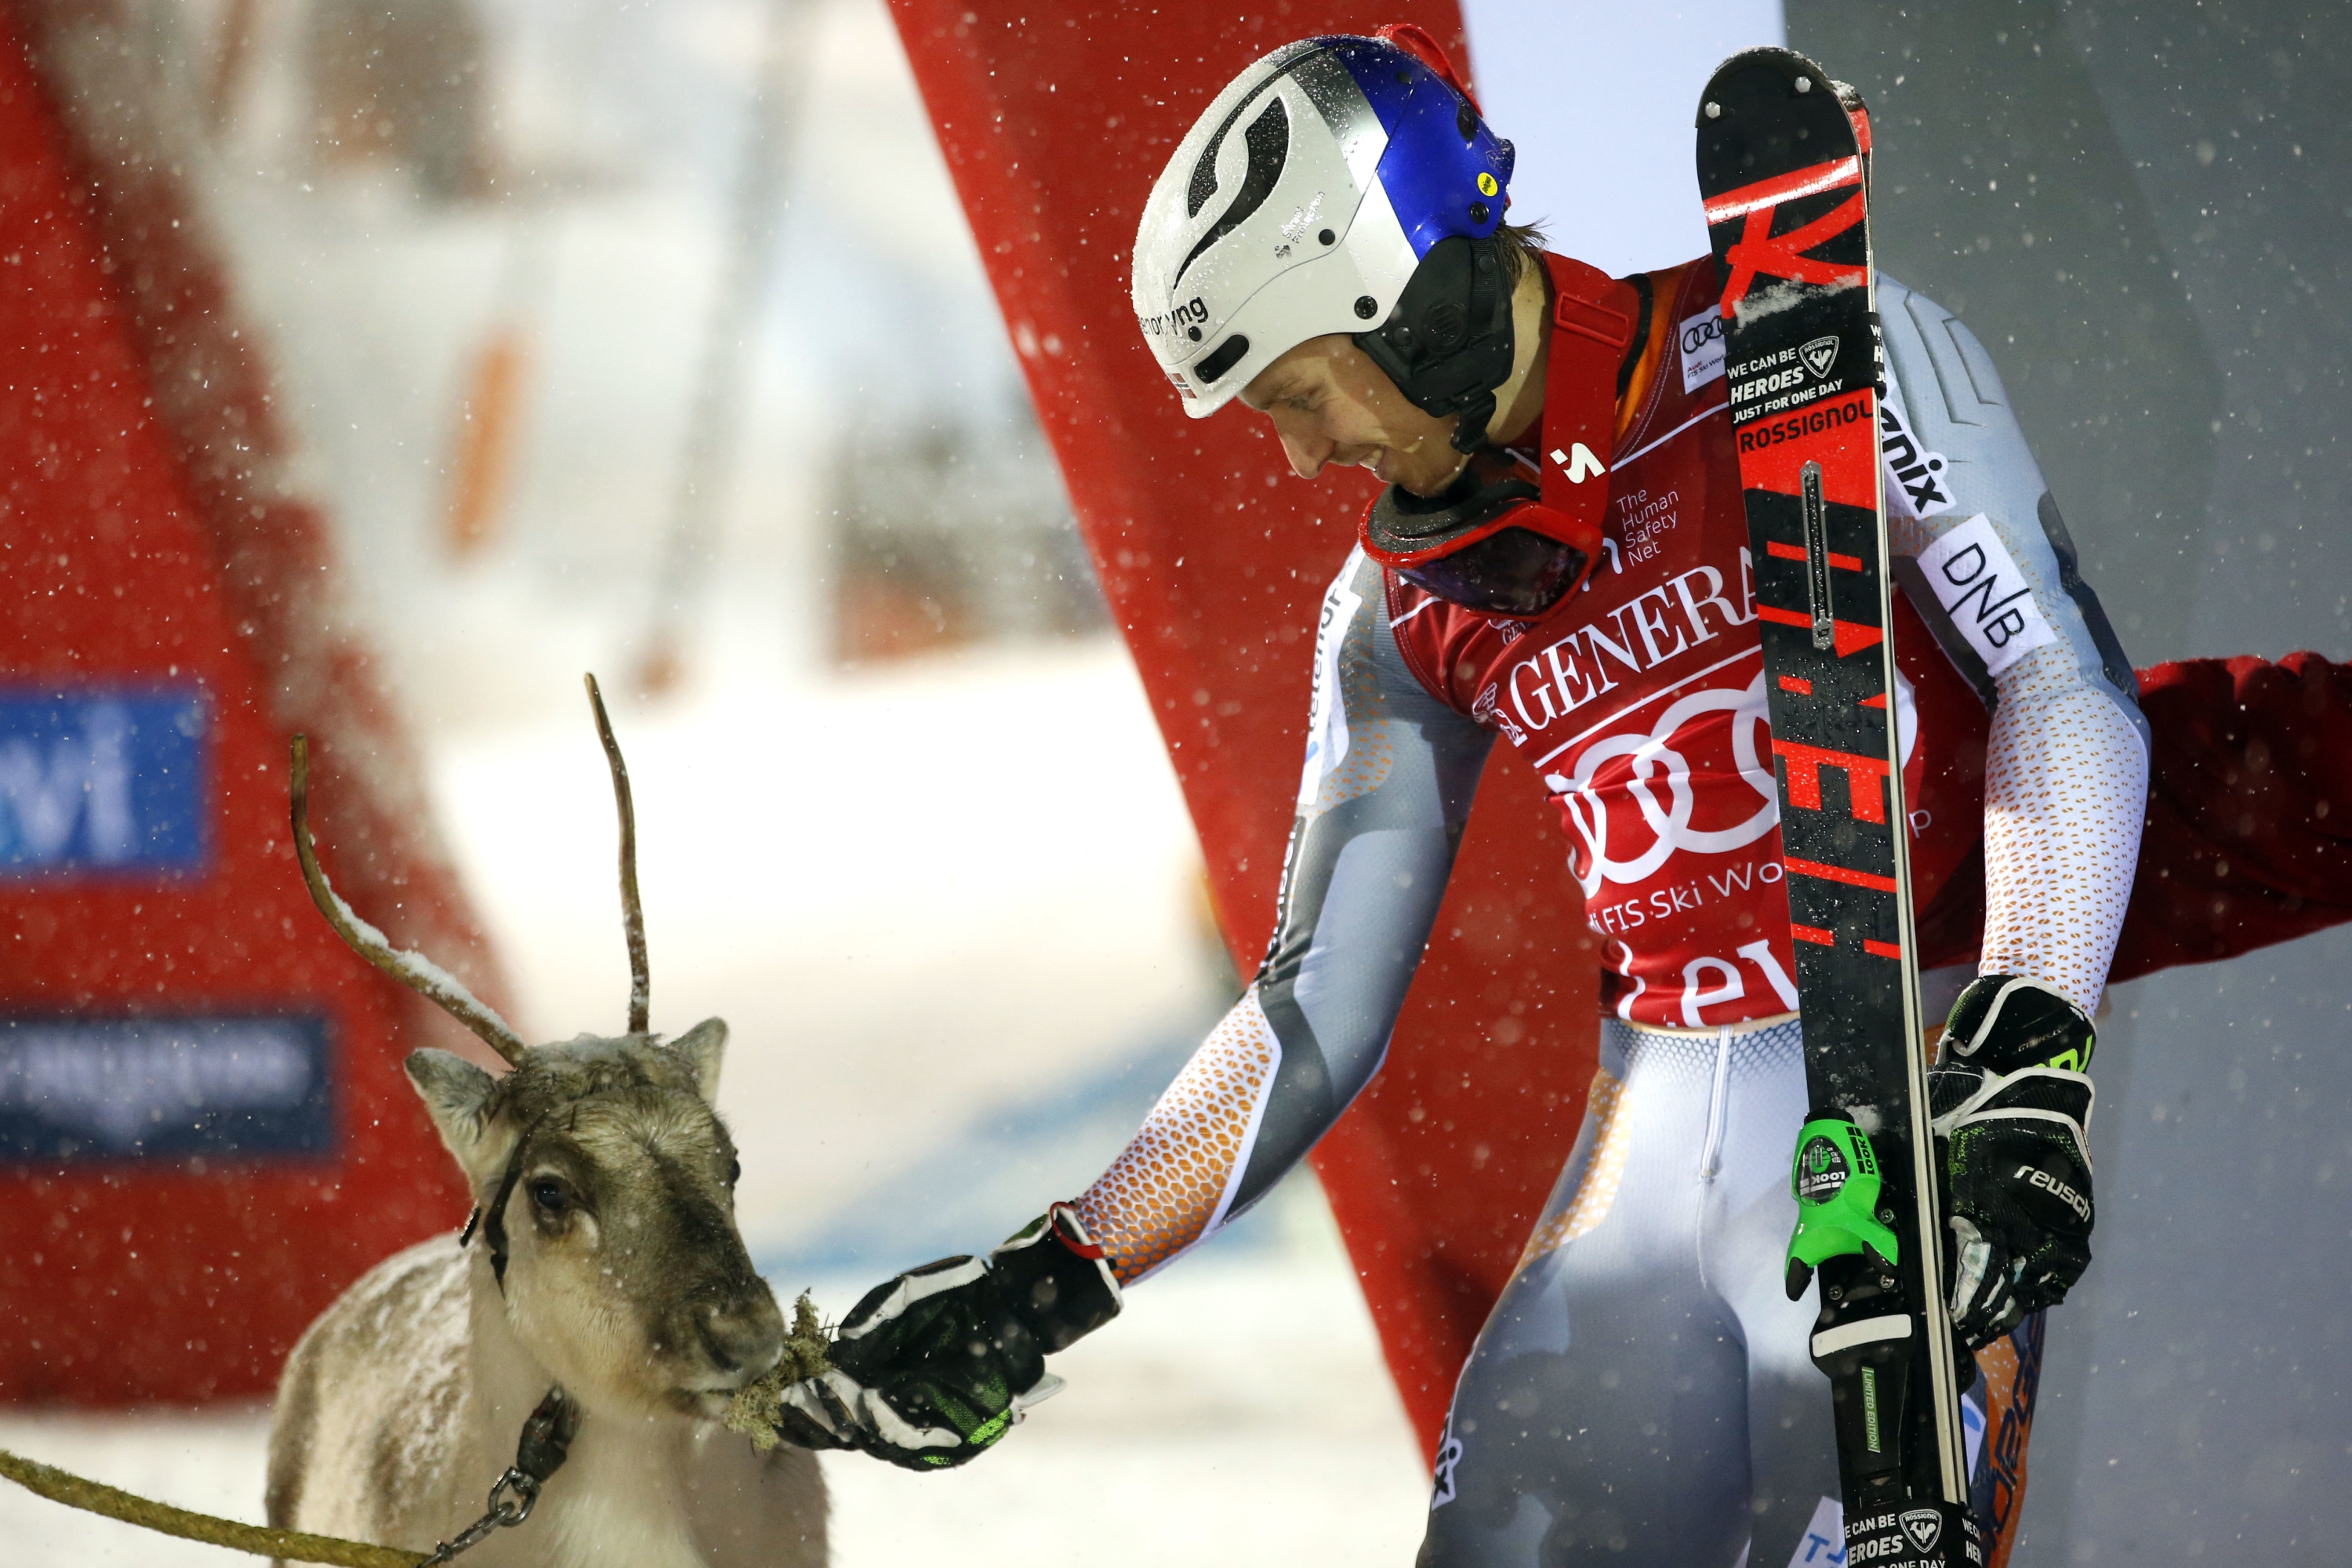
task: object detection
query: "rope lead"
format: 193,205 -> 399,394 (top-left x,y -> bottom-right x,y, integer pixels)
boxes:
0,1446 -> 426,1566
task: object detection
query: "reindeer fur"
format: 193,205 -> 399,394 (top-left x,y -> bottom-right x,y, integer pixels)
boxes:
266,1029 -> 826,1568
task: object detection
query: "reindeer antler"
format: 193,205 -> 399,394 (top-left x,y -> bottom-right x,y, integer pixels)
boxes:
290,734 -> 531,1065
584,673 -> 651,1035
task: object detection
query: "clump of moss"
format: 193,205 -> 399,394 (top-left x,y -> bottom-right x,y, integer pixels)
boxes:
725,1292 -> 832,1453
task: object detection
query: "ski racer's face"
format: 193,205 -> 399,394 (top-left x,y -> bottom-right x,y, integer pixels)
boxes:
1239,336 -> 1472,499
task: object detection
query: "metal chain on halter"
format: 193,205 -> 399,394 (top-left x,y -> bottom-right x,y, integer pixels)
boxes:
423,1386 -> 580,1566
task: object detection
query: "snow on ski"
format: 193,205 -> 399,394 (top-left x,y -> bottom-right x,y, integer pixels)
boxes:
1696,47 -> 1981,1568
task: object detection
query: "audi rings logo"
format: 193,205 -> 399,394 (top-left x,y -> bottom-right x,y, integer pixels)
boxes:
1542,673 -> 1779,899
1679,306 -> 1726,394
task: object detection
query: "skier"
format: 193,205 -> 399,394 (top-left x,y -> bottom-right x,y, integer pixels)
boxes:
775,29 -> 2143,1568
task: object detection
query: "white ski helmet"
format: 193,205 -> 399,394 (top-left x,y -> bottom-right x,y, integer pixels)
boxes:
1133,31 -> 1519,445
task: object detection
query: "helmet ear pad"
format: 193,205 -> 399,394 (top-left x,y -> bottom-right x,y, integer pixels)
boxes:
1352,235 -> 1519,455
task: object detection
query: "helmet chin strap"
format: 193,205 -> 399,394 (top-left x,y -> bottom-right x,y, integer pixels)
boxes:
1446,391 -> 1499,457
1352,234 -> 1519,454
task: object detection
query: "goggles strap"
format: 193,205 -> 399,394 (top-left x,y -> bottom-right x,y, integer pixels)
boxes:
1538,255 -> 1642,549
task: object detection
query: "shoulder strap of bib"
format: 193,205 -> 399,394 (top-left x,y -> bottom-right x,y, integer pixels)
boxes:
1538,253 -> 1641,533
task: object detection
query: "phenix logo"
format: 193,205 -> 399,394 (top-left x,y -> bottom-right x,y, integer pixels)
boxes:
1878,388 -> 1953,518
1428,1417 -> 1465,1508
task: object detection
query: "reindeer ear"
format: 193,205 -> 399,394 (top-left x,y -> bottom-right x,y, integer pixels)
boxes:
405,1049 -> 500,1177
670,1018 -> 728,1105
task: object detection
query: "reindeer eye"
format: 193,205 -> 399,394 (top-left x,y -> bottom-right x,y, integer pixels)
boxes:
528,1177 -> 572,1216
726,1158 -> 742,1186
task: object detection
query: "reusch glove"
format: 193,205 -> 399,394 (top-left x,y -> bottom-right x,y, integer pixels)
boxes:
1931,975 -> 2098,1350
771,1202 -> 1121,1471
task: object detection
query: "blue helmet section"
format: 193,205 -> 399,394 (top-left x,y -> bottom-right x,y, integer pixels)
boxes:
1321,37 -> 1515,260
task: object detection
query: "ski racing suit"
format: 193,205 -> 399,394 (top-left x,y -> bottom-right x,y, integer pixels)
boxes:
1069,256 -> 2150,1568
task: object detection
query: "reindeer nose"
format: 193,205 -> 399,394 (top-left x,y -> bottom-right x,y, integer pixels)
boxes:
698,1293 -> 786,1379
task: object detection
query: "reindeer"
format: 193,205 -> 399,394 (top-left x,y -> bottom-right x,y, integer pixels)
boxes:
265,677 -> 825,1568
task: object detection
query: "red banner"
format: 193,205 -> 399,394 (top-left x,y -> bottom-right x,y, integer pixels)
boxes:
0,9 -> 503,1404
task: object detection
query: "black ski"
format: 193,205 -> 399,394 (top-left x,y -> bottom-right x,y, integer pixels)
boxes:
1695,48 -> 1980,1568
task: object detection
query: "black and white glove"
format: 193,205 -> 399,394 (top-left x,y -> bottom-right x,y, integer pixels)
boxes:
1932,975 -> 2098,1350
771,1203 -> 1122,1471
